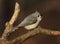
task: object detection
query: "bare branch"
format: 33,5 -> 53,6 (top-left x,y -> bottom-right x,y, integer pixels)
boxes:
1,26 -> 60,44
1,2 -> 20,40
11,26 -> 60,44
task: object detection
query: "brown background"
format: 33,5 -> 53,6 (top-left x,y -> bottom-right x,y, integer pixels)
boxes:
0,0 -> 60,44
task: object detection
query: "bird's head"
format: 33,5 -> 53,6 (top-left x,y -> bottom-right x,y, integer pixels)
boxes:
33,11 -> 42,21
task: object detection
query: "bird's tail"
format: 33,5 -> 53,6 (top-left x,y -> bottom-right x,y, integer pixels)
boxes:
9,26 -> 19,33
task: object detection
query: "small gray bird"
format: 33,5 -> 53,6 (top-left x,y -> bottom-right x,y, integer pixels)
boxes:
10,11 -> 42,32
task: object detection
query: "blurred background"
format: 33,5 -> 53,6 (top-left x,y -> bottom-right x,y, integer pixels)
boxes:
0,0 -> 60,44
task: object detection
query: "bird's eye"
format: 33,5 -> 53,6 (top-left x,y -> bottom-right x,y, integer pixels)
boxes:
38,15 -> 39,17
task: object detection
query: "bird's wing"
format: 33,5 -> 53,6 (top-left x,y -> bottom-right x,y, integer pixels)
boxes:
18,15 -> 37,27
10,17 -> 37,32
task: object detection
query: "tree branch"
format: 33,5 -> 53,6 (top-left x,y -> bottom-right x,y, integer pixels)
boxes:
1,2 -> 20,39
11,26 -> 60,44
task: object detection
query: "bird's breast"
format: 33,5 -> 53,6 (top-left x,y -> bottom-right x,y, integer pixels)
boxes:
24,23 -> 38,30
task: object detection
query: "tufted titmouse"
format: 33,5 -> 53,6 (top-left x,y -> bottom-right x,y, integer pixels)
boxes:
10,11 -> 42,32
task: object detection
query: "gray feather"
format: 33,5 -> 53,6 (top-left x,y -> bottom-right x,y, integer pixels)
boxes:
17,11 -> 39,27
